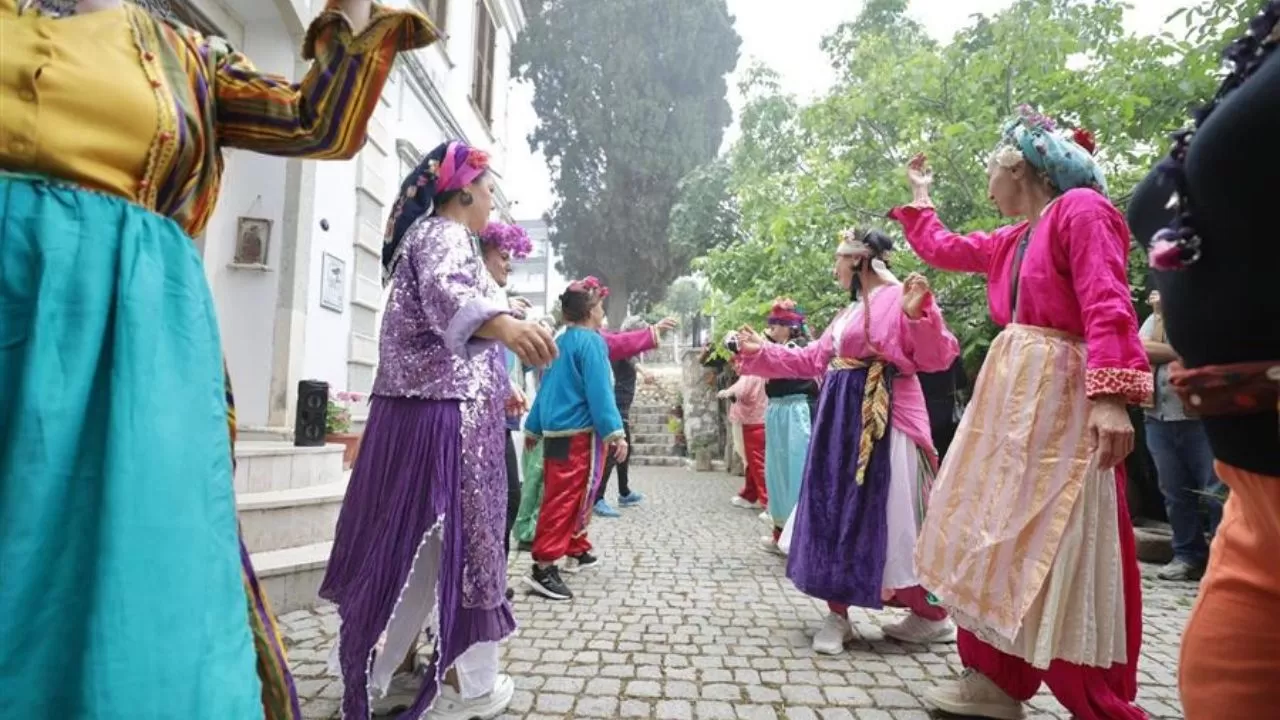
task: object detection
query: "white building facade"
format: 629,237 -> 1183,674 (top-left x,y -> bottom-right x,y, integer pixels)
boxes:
183,0 -> 531,432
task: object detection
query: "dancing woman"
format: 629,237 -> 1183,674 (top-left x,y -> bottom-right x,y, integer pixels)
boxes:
735,229 -> 960,652
1126,4 -> 1280,714
478,221 -> 535,566
719,371 -> 768,512
891,106 -> 1151,720
512,320 -> 666,548
320,141 -> 557,719
522,278 -> 629,601
758,299 -> 819,553
0,1 -> 434,717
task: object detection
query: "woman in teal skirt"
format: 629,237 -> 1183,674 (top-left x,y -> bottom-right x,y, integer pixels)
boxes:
0,1 -> 434,717
758,299 -> 820,554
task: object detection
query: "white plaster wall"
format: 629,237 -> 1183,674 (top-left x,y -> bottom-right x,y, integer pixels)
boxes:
302,159 -> 358,390
201,0 -> 533,423
203,22 -> 296,428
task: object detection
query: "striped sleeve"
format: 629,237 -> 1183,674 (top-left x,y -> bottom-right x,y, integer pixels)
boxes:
211,2 -> 436,159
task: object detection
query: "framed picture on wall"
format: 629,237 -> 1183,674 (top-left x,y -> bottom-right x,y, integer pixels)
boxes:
233,217 -> 271,266
320,253 -> 347,312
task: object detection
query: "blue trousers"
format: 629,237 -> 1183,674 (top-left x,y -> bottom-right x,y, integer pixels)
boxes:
1144,418 -> 1222,564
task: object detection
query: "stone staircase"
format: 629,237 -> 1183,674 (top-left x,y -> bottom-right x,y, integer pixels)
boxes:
627,399 -> 685,467
234,440 -> 346,614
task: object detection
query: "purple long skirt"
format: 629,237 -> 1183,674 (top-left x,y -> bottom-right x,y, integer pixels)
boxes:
786,367 -> 894,608
320,396 -> 515,719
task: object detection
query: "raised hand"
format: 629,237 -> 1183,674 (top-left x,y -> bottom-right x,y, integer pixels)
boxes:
735,325 -> 765,355
902,272 -> 932,319
655,316 -> 678,334
907,153 -> 933,189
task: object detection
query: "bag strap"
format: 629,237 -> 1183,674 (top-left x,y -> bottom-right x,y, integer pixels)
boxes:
1008,225 -> 1034,325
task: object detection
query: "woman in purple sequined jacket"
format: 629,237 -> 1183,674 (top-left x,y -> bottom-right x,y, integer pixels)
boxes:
319,140 -> 556,719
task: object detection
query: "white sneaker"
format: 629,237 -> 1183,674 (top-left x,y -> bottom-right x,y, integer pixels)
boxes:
371,670 -> 423,717
882,614 -> 957,644
730,495 -> 755,509
811,612 -> 853,655
758,510 -> 773,525
426,673 -> 515,720
759,536 -> 786,556
923,669 -> 1025,720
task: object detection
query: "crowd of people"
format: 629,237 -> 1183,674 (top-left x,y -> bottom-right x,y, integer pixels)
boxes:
2,1 -> 1277,720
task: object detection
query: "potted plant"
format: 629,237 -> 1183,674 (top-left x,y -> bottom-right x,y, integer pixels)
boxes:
326,391 -> 364,469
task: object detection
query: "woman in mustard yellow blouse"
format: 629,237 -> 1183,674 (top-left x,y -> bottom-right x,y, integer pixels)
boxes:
0,1 -> 434,717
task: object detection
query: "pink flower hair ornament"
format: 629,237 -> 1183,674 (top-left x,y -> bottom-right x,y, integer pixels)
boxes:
479,222 -> 534,259
567,276 -> 609,299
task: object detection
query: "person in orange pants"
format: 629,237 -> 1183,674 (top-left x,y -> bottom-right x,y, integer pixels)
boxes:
1125,8 -> 1280,706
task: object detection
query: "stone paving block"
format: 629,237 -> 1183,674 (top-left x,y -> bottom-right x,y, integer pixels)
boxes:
279,467 -> 1198,720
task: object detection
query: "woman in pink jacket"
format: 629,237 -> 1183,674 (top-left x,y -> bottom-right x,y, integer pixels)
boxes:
890,106 -> 1152,720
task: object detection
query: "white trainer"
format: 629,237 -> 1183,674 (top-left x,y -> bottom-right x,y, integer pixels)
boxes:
881,614 -> 957,644
811,612 -> 853,655
425,673 -> 515,720
730,495 -> 755,509
759,536 -> 786,556
923,669 -> 1025,720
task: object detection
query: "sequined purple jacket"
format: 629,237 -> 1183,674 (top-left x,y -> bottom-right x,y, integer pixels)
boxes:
372,216 -> 511,400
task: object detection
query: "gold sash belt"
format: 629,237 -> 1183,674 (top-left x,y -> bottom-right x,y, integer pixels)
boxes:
829,357 -> 890,485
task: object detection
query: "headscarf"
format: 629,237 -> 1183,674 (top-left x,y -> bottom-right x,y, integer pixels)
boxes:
995,105 -> 1106,196
382,140 -> 491,285
766,298 -> 805,328
478,222 -> 533,259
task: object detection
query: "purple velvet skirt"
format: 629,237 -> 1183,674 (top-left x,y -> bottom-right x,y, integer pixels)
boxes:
786,367 -> 894,608
320,395 -> 515,718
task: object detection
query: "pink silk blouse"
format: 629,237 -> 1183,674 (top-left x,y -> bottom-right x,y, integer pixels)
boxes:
888,188 -> 1152,403
725,375 -> 767,426
737,283 -> 959,453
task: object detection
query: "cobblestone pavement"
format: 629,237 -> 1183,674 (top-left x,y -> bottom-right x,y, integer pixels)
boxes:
280,466 -> 1197,719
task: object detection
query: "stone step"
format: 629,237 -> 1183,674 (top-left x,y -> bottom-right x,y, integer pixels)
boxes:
252,542 -> 332,615
629,408 -> 672,421
630,442 -> 674,457
237,478 -> 348,554
234,441 -> 345,494
629,421 -> 672,433
629,455 -> 686,467
630,432 -> 673,445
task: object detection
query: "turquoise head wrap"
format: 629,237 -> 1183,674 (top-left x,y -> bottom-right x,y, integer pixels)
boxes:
997,105 -> 1106,195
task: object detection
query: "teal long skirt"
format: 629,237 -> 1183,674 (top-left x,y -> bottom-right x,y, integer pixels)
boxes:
0,175 -> 262,718
764,394 -> 813,527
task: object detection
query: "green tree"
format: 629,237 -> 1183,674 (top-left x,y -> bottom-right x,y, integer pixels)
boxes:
699,0 -> 1246,372
515,0 -> 741,325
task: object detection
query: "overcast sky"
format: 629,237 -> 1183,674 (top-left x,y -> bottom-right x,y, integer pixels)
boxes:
503,0 -> 1191,221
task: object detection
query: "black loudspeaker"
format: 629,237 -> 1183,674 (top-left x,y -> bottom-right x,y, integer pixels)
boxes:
295,379 -> 330,447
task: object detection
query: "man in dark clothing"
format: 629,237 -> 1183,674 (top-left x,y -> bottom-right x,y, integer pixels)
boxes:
595,316 -> 676,516
918,356 -> 968,461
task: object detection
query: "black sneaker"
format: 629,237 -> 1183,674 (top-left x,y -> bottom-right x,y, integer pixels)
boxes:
564,551 -> 599,574
505,587 -> 515,601
523,564 -> 572,601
